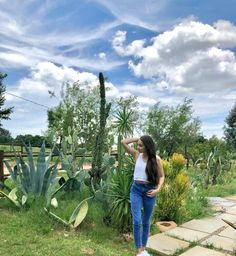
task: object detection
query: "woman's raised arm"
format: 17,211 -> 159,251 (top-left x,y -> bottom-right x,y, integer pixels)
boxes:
121,137 -> 139,160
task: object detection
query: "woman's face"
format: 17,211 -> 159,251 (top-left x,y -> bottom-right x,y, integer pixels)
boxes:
137,139 -> 146,153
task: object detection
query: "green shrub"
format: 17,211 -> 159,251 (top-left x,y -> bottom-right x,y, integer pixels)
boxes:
106,156 -> 134,232
155,153 -> 190,222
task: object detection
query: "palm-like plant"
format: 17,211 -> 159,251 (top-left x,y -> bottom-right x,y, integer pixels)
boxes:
114,106 -> 135,136
106,156 -> 134,232
114,106 -> 136,171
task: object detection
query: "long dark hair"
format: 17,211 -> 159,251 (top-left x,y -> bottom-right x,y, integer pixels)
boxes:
140,135 -> 159,185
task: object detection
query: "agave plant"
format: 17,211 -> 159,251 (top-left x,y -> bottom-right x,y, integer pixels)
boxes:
0,188 -> 21,208
3,142 -> 59,202
44,196 -> 92,229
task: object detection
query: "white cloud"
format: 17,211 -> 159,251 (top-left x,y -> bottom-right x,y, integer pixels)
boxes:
3,62 -> 127,137
222,91 -> 236,100
95,0 -> 169,31
201,123 -> 225,139
31,62 -> 81,85
98,52 -> 106,59
113,30 -> 146,57
113,20 -> 236,93
0,2 -> 123,71
137,96 -> 157,105
0,41 -> 125,71
112,31 -> 127,56
0,52 -> 37,68
8,62 -> 112,104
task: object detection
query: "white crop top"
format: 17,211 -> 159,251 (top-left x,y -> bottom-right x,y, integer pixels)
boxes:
133,153 -> 148,181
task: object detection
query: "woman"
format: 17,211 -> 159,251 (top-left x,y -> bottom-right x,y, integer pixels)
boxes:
121,135 -> 165,256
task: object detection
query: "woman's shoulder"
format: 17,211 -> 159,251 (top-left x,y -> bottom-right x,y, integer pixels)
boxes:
156,155 -> 162,162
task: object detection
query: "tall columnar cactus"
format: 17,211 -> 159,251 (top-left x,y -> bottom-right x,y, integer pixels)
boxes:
89,73 -> 111,187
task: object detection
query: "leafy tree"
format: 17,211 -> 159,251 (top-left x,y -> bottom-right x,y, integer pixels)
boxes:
47,103 -> 74,146
46,81 -> 101,150
146,98 -> 201,157
188,135 -> 229,166
0,72 -> 13,127
224,102 -> 236,150
0,128 -> 13,143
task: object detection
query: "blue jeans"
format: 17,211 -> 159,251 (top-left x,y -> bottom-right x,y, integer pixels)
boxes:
130,181 -> 157,248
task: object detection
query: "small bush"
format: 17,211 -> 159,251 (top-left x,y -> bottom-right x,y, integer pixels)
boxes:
155,153 -> 189,222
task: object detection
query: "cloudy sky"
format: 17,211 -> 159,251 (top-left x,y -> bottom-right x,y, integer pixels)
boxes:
1,0 -> 236,138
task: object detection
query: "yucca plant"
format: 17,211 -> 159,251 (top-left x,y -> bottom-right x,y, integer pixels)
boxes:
106,156 -> 134,232
114,106 -> 136,171
3,142 -> 59,202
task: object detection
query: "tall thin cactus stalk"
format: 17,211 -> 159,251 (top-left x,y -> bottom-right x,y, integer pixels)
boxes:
90,73 -> 111,187
117,134 -> 123,171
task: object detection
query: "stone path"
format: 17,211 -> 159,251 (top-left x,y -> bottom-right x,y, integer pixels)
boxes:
147,195 -> 236,255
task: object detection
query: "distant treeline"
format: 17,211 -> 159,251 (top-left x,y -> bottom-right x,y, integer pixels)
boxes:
0,129 -> 50,147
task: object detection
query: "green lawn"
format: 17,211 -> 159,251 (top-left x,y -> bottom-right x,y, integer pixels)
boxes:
0,195 -> 136,256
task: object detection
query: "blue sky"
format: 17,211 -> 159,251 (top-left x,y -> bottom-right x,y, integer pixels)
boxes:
0,0 -> 236,138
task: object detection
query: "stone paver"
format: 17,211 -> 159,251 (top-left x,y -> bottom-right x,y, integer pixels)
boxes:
224,195 -> 236,202
207,197 -> 236,207
165,227 -> 209,242
215,213 -> 236,224
219,226 -> 236,240
148,195 -> 236,255
178,246 -> 230,256
180,217 -> 226,233
201,235 -> 236,253
226,205 -> 236,215
212,205 -> 236,215
147,234 -> 190,255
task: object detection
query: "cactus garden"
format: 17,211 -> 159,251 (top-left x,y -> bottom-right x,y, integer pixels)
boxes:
0,71 -> 236,255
